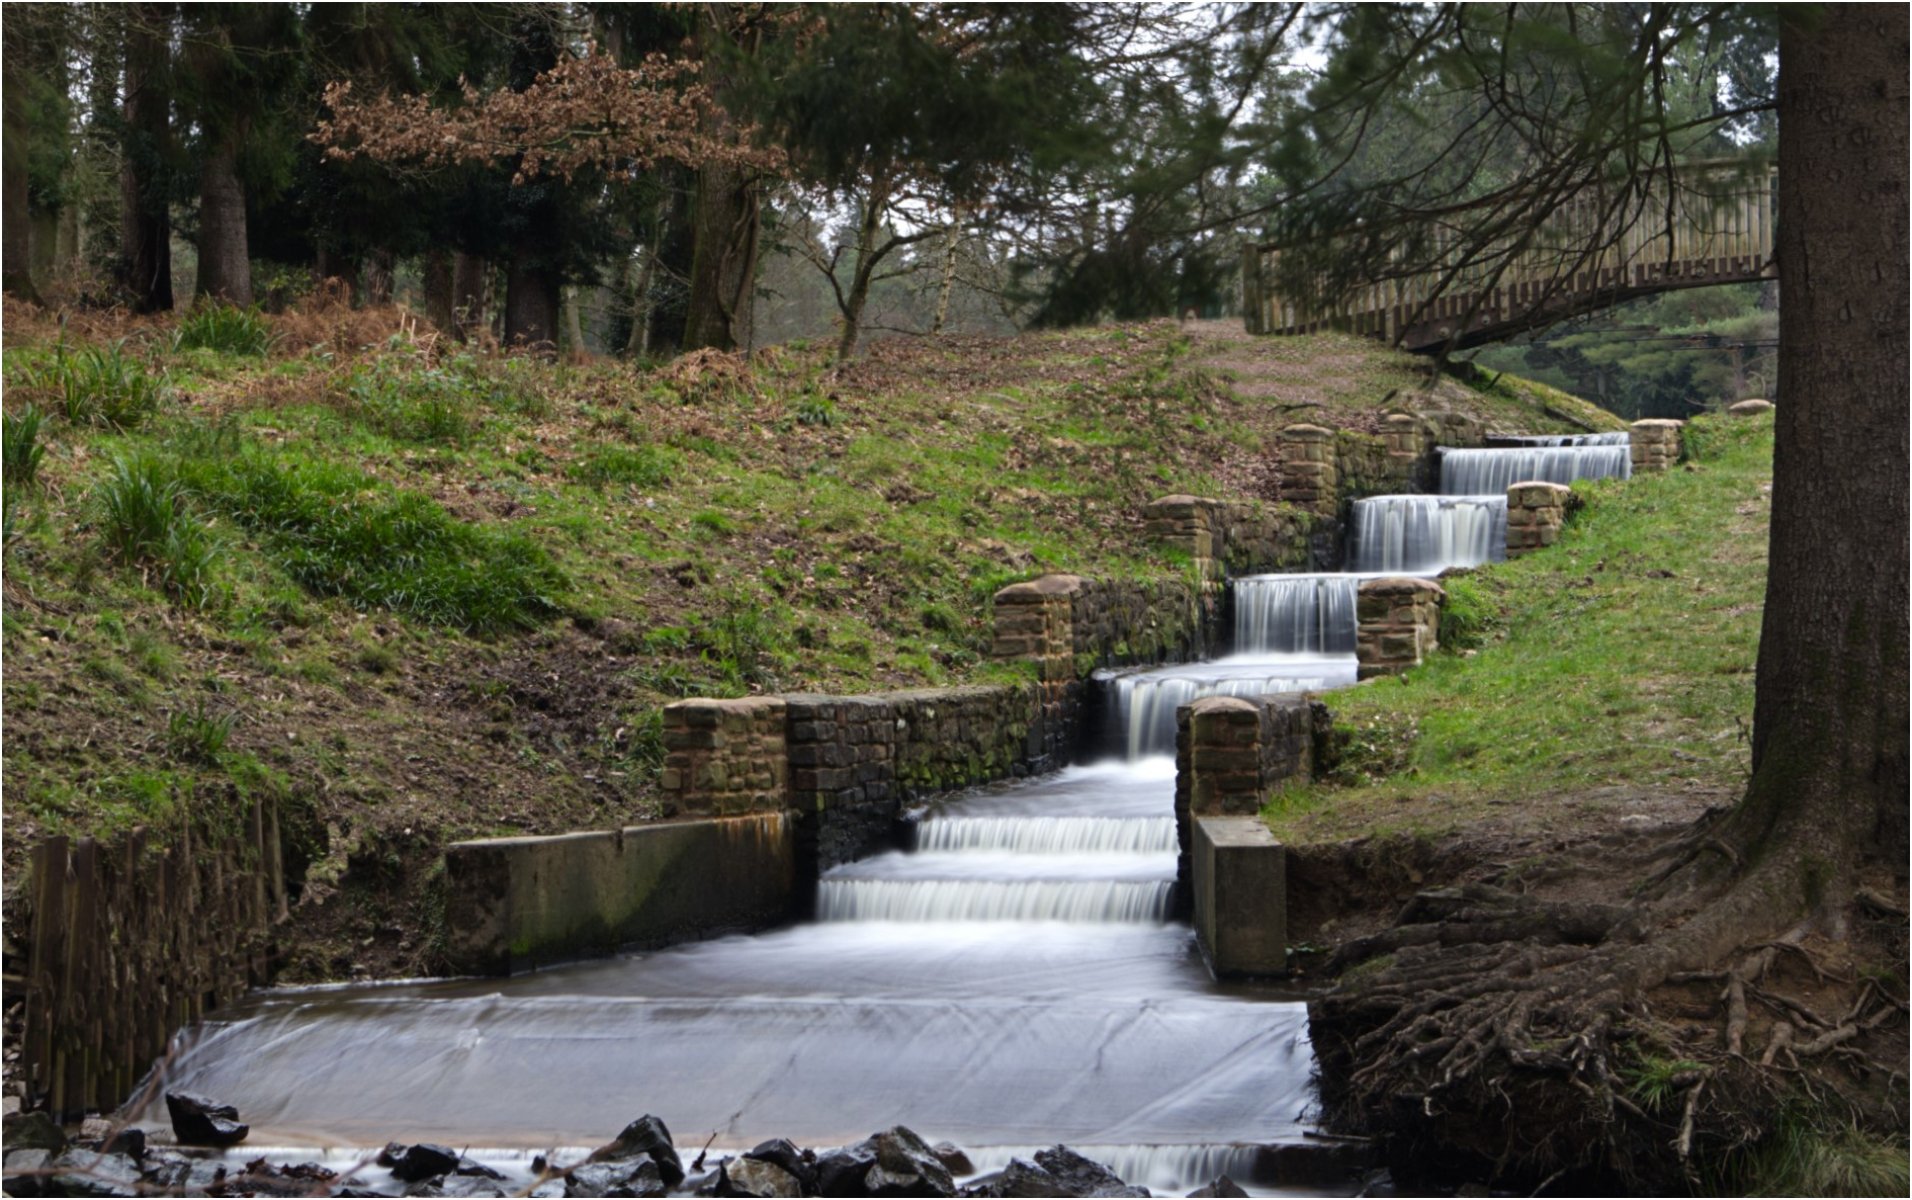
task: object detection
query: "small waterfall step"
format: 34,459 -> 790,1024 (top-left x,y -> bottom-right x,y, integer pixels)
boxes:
1440,443 -> 1631,494
914,815 -> 1178,855
1349,494 -> 1506,574
1233,573 -> 1361,655
1105,655 -> 1360,760
820,849 -> 1176,924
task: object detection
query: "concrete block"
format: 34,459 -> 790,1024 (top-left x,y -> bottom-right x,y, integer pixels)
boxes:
1192,816 -> 1287,978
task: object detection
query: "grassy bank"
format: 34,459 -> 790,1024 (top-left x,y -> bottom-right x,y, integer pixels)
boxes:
1270,410 -> 1773,844
2,301 -> 1611,976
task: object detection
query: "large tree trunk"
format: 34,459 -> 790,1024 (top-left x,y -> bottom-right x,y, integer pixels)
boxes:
452,251 -> 488,340
118,5 -> 172,313
504,250 -> 560,352
194,130 -> 252,306
422,249 -> 456,337
683,160 -> 760,352
1726,3 -> 1909,882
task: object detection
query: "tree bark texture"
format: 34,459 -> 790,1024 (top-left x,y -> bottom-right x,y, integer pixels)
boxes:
452,251 -> 488,340
683,160 -> 760,352
422,249 -> 456,338
504,250 -> 560,352
118,6 -> 172,313
1730,3 -> 1910,883
194,130 -> 253,306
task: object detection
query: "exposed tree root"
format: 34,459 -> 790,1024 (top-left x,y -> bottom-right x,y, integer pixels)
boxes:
1308,838 -> 1909,1193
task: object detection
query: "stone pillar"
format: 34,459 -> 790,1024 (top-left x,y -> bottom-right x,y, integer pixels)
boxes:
1355,577 -> 1444,679
1143,494 -> 1219,573
1630,418 -> 1684,472
1505,481 -> 1570,559
660,697 -> 789,816
1280,424 -> 1339,516
783,695 -> 898,870
1192,817 -> 1287,978
1727,398 -> 1774,417
1381,413 -> 1433,490
989,574 -> 1082,680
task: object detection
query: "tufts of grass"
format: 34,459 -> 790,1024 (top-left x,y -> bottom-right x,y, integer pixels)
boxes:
566,443 -> 680,490
175,450 -> 566,632
95,454 -> 222,608
345,358 -> 494,445
794,393 -> 838,427
166,700 -> 236,763
19,340 -> 170,430
1715,1110 -> 1910,1198
3,404 -> 47,490
1436,570 -> 1500,650
174,304 -> 278,356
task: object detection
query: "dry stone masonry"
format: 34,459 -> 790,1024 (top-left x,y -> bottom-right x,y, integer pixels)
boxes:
1355,577 -> 1444,679
660,697 -> 790,817
1142,495 -> 1318,580
1505,481 -> 1572,559
1278,424 -> 1340,516
1630,418 -> 1684,472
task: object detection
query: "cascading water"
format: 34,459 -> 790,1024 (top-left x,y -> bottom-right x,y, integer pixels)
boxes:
1348,494 -> 1506,574
1491,431 -> 1630,447
1105,657 -> 1358,759
1233,574 -> 1360,654
1439,443 -> 1631,494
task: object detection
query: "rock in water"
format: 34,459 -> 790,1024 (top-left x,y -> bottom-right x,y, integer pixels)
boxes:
980,1146 -> 1148,1197
590,1114 -> 684,1187
162,1093 -> 249,1147
744,1139 -> 817,1191
47,1147 -> 145,1197
2,1148 -> 53,1197
378,1142 -> 462,1183
2,1110 -> 66,1154
865,1126 -> 955,1197
930,1142 -> 974,1177
720,1156 -> 803,1198
566,1158 -> 665,1198
814,1142 -> 878,1196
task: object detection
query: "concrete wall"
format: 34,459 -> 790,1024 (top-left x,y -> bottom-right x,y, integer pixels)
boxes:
443,813 -> 798,975
1192,817 -> 1288,978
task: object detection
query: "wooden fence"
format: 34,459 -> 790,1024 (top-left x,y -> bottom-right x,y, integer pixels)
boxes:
1243,161 -> 1778,351
14,801 -> 288,1120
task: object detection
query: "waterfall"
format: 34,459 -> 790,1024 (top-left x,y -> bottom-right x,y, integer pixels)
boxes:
914,816 -> 1178,855
816,877 -> 1176,923
1232,574 -> 1360,654
1439,444 -> 1631,494
1106,658 -> 1360,759
1348,494 -> 1506,574
1491,431 -> 1630,447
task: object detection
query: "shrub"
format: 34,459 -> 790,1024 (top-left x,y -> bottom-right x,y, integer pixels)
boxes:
3,404 -> 46,490
166,701 -> 236,763
174,304 -> 278,356
795,394 -> 838,427
23,341 -> 169,430
96,455 -> 222,608
566,443 -> 680,490
177,451 -> 566,632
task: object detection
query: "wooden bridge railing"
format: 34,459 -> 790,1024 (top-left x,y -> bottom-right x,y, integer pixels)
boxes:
1243,160 -> 1778,352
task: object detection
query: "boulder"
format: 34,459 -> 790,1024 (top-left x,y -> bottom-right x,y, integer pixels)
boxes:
930,1143 -> 974,1177
2,1148 -> 53,1197
978,1146 -> 1146,1198
720,1156 -> 803,1198
566,1157 -> 666,1198
591,1115 -> 684,1188
46,1148 -> 145,1197
2,1110 -> 66,1154
744,1138 -> 816,1191
379,1142 -> 463,1183
1185,1177 -> 1248,1198
814,1142 -> 879,1196
1727,399 -> 1775,417
163,1092 -> 250,1147
408,1177 -> 511,1199
866,1126 -> 955,1197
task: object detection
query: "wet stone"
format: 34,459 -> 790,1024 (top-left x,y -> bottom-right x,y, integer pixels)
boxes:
978,1146 -> 1147,1198
2,1148 -> 52,1197
592,1114 -> 684,1187
382,1142 -> 463,1183
164,1092 -> 250,1147
930,1142 -> 974,1177
744,1138 -> 816,1190
1185,1176 -> 1248,1197
46,1148 -> 145,1198
567,1156 -> 666,1198
720,1156 -> 803,1197
1,1110 -> 65,1153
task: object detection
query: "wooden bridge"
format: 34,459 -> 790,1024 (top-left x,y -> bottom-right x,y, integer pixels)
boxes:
1242,160 -> 1777,352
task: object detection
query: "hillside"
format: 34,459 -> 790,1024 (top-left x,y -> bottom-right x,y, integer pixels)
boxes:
2,300 -> 1616,978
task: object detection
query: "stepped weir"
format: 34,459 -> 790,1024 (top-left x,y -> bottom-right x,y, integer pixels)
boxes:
115,434 -> 1649,1196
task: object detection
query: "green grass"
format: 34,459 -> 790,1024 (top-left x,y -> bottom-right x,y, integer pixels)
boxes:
1268,412 -> 1773,842
95,454 -> 222,608
12,339 -> 171,429
3,403 -> 46,490
566,443 -> 680,490
174,449 -> 566,632
174,304 -> 278,356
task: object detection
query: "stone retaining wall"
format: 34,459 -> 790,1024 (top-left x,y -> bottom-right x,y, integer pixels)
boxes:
1505,481 -> 1571,559
660,697 -> 788,816
1355,577 -> 1444,679
443,814 -> 798,974
1630,418 -> 1684,472
1142,495 -> 1319,579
